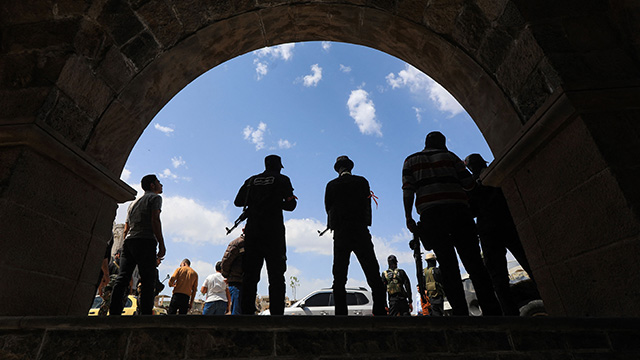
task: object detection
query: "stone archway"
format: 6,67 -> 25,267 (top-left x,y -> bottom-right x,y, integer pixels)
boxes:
1,0 -> 639,316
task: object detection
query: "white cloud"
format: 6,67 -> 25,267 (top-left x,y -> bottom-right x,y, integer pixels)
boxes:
154,123 -> 174,135
254,43 -> 295,61
254,59 -> 268,80
243,122 -> 268,150
121,168 -> 131,182
346,89 -> 382,137
321,41 -> 331,51
386,64 -> 464,117
171,156 -> 186,168
159,168 -> 191,182
278,139 -> 294,149
339,64 -> 351,73
162,196 -> 233,245
303,64 -> 322,87
413,107 -> 424,123
285,218 -> 333,255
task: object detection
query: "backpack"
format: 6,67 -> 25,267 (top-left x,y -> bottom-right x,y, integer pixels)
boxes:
424,267 -> 443,297
384,269 -> 403,295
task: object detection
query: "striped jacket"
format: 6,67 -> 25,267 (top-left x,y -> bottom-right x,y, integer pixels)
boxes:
402,148 -> 474,214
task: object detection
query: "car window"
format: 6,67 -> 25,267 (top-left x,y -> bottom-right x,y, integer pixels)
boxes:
345,293 -> 358,305
91,297 -> 102,309
304,293 -> 330,306
354,292 -> 369,305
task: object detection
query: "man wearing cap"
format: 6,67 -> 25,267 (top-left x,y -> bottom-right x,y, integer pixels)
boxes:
324,155 -> 387,316
424,252 -> 445,316
234,155 -> 297,315
381,254 -> 413,316
465,153 -> 540,316
402,131 -> 502,316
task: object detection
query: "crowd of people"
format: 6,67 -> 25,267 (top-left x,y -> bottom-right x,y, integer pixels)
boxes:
95,131 -> 539,317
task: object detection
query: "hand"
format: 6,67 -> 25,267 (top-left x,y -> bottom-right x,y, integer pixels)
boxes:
157,244 -> 166,261
406,218 -> 418,233
409,303 -> 414,312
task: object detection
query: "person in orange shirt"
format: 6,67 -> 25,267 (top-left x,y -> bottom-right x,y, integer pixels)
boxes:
168,259 -> 199,315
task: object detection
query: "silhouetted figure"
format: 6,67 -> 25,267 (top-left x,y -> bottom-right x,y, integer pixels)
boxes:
168,259 -> 199,315
382,255 -> 412,316
465,153 -> 540,316
325,156 -> 387,316
234,155 -> 297,315
221,233 -> 245,315
424,252 -> 445,316
110,174 -> 166,316
402,131 -> 502,316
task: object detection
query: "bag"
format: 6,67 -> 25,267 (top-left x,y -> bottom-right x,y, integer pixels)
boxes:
384,269 -> 402,295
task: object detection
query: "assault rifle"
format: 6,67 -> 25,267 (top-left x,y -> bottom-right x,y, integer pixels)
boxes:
409,229 -> 429,310
225,210 -> 248,235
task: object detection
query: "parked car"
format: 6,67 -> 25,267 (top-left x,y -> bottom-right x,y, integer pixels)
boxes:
88,295 -> 138,316
446,261 -> 546,316
260,287 -> 373,316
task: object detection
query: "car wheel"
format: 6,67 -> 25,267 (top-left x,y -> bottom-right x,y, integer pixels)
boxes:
519,299 -> 547,317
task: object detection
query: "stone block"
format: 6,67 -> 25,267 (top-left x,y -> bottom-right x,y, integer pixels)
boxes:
609,330 -> 640,352
127,329 -> 187,359
37,89 -> 94,148
0,265 -> 77,315
446,330 -> 511,353
397,0 -> 429,24
57,55 -> 114,119
511,330 -> 565,351
276,330 -> 346,356
96,46 -> 137,93
515,60 -> 558,121
73,19 -> 112,64
136,1 -> 183,48
346,330 -> 394,354
513,219 -> 544,274
85,99 -> 144,173
197,12 -> 263,68
476,0 -> 508,22
290,4 -> 362,44
171,0 -> 234,35
477,28 -> 517,74
512,117 -> 606,217
452,3 -> 491,54
424,0 -> 464,35
564,331 -> 609,350
39,330 -> 128,359
260,5 -> 296,46
0,52 -> 65,89
0,330 -> 45,359
121,31 -> 160,71
496,29 -> 544,99
187,329 -> 273,358
395,329 -> 448,353
496,1 -> 526,35
96,0 -> 144,46
1,19 -> 80,53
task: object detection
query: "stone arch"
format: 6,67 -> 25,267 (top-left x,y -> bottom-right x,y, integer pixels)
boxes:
1,0 -> 639,316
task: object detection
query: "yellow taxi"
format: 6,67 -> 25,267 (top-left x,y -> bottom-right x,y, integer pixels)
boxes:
88,295 -> 138,316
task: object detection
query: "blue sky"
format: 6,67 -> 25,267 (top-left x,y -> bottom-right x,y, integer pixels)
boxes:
115,41 -> 494,304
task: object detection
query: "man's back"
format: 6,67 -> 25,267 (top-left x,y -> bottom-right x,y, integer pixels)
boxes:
171,266 -> 198,295
325,174 -> 371,230
235,170 -> 295,226
402,148 -> 473,213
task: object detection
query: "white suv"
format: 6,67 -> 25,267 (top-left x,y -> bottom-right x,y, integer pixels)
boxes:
260,287 -> 373,316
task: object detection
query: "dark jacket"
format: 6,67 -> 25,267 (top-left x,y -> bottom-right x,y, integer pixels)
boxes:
234,170 -> 296,229
467,180 -> 516,236
324,173 -> 372,230
221,235 -> 244,284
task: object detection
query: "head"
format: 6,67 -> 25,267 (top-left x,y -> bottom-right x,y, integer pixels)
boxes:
180,258 -> 191,267
425,131 -> 447,150
265,155 -> 284,172
141,174 -> 162,194
215,261 -> 222,272
387,254 -> 398,269
333,155 -> 354,174
425,252 -> 437,266
464,153 -> 488,175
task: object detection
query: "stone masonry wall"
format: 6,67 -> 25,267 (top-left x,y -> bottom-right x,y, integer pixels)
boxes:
1,316 -> 639,359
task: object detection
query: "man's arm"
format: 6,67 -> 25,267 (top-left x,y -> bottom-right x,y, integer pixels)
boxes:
220,242 -> 238,278
225,287 -> 231,314
189,275 -> 198,309
169,268 -> 179,287
151,209 -> 166,260
403,190 -> 417,233
282,177 -> 297,211
234,180 -> 249,207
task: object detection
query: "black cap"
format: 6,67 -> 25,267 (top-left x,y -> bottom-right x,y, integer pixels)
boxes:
334,155 -> 354,173
387,255 -> 397,262
265,155 -> 284,170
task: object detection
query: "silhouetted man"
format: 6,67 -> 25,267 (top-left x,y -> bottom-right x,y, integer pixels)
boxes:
382,255 -> 412,316
325,155 -> 387,316
110,174 -> 166,316
402,131 -> 502,316
465,153 -> 540,315
234,155 -> 297,315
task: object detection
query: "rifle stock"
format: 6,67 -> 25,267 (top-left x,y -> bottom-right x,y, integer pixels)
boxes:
225,210 -> 248,235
